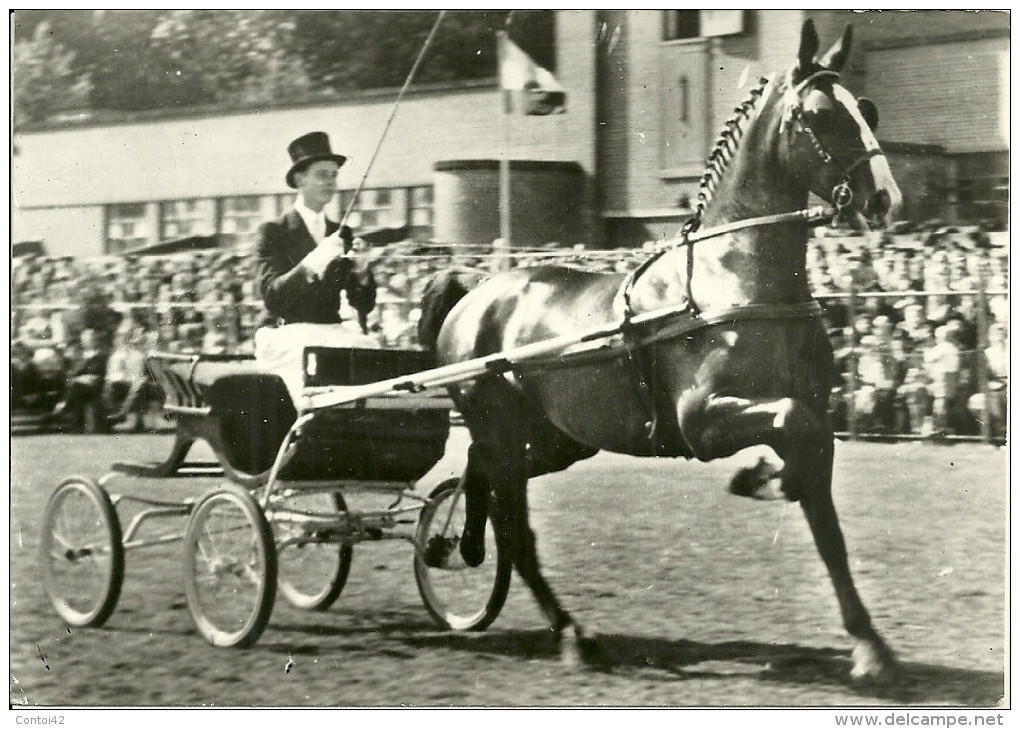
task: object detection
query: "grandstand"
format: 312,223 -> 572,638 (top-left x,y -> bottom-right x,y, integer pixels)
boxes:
12,226 -> 1008,440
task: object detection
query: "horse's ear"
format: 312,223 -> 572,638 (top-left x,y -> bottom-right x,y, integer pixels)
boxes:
797,19 -> 819,72
819,24 -> 853,71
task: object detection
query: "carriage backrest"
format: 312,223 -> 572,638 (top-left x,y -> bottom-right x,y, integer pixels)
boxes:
146,352 -> 217,414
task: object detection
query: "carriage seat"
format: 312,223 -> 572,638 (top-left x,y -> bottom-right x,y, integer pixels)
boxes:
140,349 -> 450,483
146,348 -> 440,414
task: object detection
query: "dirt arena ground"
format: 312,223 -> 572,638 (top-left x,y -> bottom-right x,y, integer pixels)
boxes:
9,430 -> 1007,707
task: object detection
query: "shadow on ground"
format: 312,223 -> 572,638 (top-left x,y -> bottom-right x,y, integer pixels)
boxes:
401,630 -> 1004,706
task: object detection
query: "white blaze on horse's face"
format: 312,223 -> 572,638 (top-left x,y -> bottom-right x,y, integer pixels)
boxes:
831,84 -> 903,226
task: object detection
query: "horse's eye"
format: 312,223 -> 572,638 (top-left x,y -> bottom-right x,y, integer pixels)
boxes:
857,98 -> 879,131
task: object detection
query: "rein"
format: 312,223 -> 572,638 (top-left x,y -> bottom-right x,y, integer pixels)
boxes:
619,204 -> 834,319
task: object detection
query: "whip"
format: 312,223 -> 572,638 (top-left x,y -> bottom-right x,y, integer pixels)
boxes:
340,10 -> 448,230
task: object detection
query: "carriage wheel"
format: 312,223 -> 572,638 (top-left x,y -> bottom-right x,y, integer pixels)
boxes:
414,478 -> 511,631
40,476 -> 124,628
273,491 -> 353,611
182,484 -> 276,648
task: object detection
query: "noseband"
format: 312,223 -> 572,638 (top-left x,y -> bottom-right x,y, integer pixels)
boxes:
787,70 -> 886,214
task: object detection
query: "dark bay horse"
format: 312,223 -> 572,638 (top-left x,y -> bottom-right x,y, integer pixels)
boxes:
418,21 -> 902,680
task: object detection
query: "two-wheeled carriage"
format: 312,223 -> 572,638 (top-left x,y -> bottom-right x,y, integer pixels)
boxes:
39,347 -> 515,647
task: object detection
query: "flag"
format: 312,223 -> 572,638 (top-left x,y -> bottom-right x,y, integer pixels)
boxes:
497,30 -> 566,116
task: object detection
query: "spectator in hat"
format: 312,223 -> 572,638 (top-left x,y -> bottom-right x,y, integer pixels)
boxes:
254,131 -> 376,329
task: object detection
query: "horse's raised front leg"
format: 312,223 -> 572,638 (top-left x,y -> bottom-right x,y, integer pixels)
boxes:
678,393 -> 897,681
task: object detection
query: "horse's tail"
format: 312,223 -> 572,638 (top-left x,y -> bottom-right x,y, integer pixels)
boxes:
417,268 -> 484,352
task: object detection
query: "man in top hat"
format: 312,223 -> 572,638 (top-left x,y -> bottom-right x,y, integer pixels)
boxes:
252,132 -> 379,402
254,131 -> 376,328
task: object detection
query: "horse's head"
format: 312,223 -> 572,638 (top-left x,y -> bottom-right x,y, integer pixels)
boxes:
779,20 -> 902,230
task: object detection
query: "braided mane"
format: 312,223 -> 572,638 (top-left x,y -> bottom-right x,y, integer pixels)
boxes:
683,76 -> 772,237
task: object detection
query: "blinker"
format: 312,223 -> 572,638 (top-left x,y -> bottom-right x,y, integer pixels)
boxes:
857,98 -> 879,130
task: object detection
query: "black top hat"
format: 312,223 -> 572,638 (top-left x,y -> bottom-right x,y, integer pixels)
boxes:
286,132 -> 348,188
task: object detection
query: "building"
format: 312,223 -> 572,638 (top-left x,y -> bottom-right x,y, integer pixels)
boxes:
12,10 -> 1009,258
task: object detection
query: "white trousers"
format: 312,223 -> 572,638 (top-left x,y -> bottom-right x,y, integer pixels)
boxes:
254,323 -> 378,404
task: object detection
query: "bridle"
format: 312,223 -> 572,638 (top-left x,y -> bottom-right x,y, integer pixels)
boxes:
786,70 -> 886,216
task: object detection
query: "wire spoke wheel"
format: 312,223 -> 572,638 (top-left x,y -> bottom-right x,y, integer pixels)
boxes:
273,491 -> 353,611
40,477 -> 124,627
183,484 -> 276,648
414,478 -> 511,631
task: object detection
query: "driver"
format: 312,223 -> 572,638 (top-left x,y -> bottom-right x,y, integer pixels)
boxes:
255,131 -> 376,329
253,132 -> 378,401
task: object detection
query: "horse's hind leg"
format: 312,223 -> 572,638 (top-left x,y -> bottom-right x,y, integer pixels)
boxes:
460,382 -> 601,667
488,463 -> 603,667
680,394 -> 896,681
458,443 -> 489,567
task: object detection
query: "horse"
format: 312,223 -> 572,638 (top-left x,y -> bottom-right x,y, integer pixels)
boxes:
417,20 -> 902,680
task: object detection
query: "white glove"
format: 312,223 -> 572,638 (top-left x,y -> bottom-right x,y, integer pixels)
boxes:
300,238 -> 345,279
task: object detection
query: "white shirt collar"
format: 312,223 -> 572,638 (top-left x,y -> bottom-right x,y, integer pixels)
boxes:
294,196 -> 327,241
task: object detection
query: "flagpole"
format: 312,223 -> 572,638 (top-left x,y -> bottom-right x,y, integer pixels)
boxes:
498,31 -> 512,260
499,134 -> 511,252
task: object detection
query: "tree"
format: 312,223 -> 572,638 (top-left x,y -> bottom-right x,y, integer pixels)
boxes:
289,10 -> 554,92
150,10 -> 320,106
11,10 -> 558,121
12,21 -> 92,126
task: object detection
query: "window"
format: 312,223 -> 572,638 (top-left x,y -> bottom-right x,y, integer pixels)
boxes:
219,196 -> 262,246
664,11 -> 700,40
161,199 -> 214,240
410,186 -> 434,227
664,10 -> 744,41
956,175 -> 1008,230
659,44 -> 710,174
106,203 -> 149,253
954,152 -> 1008,231
347,188 -> 394,230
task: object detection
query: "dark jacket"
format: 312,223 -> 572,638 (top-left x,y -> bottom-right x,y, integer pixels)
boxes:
67,349 -> 108,382
255,210 -> 377,325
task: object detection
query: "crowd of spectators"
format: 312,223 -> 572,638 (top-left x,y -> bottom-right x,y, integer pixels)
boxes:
808,228 -> 1009,438
12,226 -> 1008,437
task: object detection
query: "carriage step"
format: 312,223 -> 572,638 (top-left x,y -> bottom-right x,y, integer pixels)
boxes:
111,461 -> 224,478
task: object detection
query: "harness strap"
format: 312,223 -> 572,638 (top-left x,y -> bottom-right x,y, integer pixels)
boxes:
634,300 -> 824,349
514,299 -> 825,372
619,315 -> 659,440
543,298 -> 823,448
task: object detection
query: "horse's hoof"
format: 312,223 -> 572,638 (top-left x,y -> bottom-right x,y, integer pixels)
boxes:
459,532 -> 485,568
729,459 -> 786,501
850,639 -> 898,683
558,626 -> 611,672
